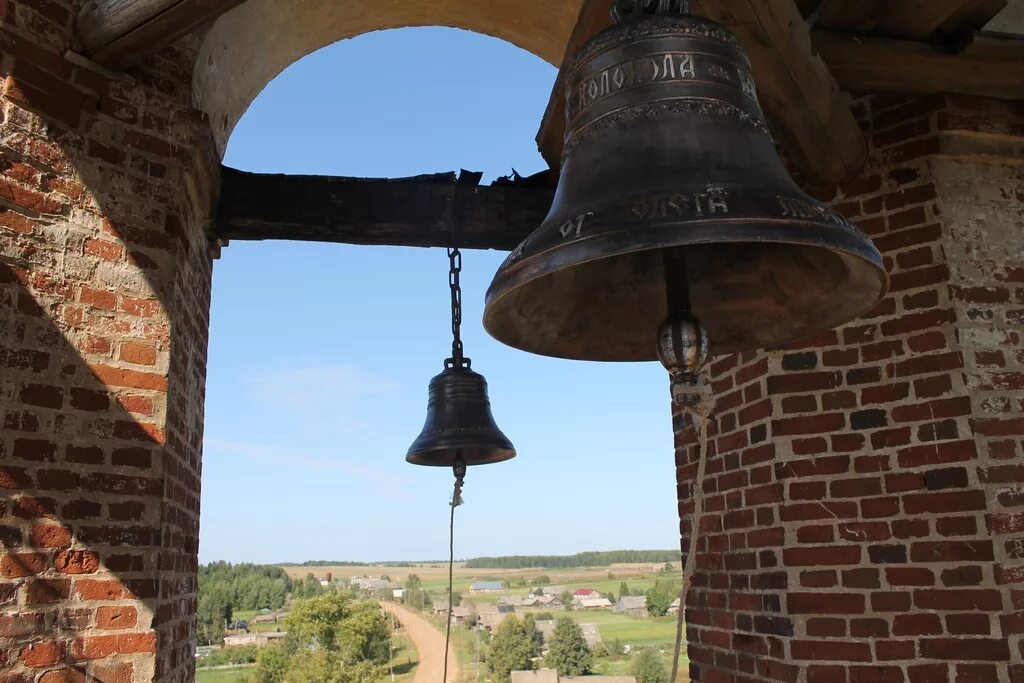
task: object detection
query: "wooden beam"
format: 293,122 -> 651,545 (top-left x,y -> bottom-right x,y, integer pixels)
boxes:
537,0 -> 867,185
212,167 -> 554,251
813,30 -> 1024,100
814,0 -> 1007,41
692,0 -> 868,184
77,0 -> 246,69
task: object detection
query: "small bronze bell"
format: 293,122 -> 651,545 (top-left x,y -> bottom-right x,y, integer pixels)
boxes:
407,246 -> 516,467
484,0 -> 887,361
406,359 -> 516,467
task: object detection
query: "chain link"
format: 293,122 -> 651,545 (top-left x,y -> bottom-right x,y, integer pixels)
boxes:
448,246 -> 465,365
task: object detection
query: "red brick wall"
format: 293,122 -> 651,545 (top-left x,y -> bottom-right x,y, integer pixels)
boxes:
676,96 -> 1024,682
0,1 -> 216,681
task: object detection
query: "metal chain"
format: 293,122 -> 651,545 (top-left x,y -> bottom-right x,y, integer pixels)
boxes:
447,246 -> 465,365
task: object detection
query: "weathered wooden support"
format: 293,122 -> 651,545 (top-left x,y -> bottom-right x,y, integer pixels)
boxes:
212,167 -> 555,251
537,0 -> 868,186
77,0 -> 246,68
815,30 -> 1024,100
814,0 -> 1007,41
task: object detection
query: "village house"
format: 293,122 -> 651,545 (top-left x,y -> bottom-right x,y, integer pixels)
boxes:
351,577 -> 401,593
451,606 -> 474,625
223,632 -> 287,649
613,596 -> 648,617
469,581 -> 505,593
574,597 -> 613,610
667,598 -> 680,615
528,585 -> 567,598
534,621 -> 603,652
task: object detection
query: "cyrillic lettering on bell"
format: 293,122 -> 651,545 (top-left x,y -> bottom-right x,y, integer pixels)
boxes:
631,188 -> 729,221
678,54 -> 695,78
573,53 -> 698,118
739,71 -> 757,99
559,212 -> 593,239
778,196 -> 849,227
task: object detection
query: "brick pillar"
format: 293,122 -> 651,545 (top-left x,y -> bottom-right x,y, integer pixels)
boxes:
676,96 -> 1024,682
0,2 -> 216,681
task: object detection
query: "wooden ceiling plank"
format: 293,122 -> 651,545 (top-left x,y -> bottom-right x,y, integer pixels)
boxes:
814,0 -> 1008,40
813,30 -> 1024,100
939,0 -> 1008,36
212,167 -> 555,251
77,0 -> 245,69
814,0 -> 886,33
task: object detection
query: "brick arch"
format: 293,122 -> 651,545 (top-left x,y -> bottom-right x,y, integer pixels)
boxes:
193,0 -> 581,154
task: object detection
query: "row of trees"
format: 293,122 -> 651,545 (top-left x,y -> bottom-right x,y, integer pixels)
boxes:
484,615 -> 669,683
466,550 -> 680,569
197,564 -> 325,645
486,616 -> 591,683
200,562 -> 291,612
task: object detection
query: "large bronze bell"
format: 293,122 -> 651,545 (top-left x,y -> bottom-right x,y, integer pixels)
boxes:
484,1 -> 887,361
406,360 -> 516,467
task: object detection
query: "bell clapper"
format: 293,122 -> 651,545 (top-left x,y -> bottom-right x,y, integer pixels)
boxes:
451,454 -> 466,508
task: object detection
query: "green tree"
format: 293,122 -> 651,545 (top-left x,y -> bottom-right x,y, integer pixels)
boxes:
619,581 -> 630,598
522,613 -> 543,657
251,646 -> 290,683
486,617 -> 535,683
284,651 -> 381,683
196,585 -> 232,645
606,591 -> 616,605
560,589 -> 573,611
545,618 -> 592,677
645,587 -> 673,617
250,593 -> 390,683
532,575 -> 551,585
405,574 -> 422,591
631,648 -> 669,683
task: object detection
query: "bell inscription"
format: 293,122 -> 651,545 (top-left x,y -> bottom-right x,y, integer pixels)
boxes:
559,212 -> 594,239
777,195 -> 854,228
571,52 -> 697,119
632,188 -> 730,221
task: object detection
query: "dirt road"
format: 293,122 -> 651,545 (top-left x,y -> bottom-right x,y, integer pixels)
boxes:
381,601 -> 461,683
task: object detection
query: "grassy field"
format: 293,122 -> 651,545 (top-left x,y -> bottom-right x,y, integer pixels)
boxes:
279,563 -> 678,589
386,632 -> 419,682
196,667 -> 253,683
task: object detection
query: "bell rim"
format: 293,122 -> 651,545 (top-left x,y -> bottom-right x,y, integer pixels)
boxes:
484,218 -> 889,361
405,446 -> 516,468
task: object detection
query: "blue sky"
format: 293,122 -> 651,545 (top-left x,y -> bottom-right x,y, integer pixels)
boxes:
200,27 -> 677,564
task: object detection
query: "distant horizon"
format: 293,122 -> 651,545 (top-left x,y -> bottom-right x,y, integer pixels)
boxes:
200,547 -> 683,567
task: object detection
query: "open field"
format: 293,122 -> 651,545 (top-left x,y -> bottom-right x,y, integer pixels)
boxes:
196,666 -> 252,683
279,563 -> 678,588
